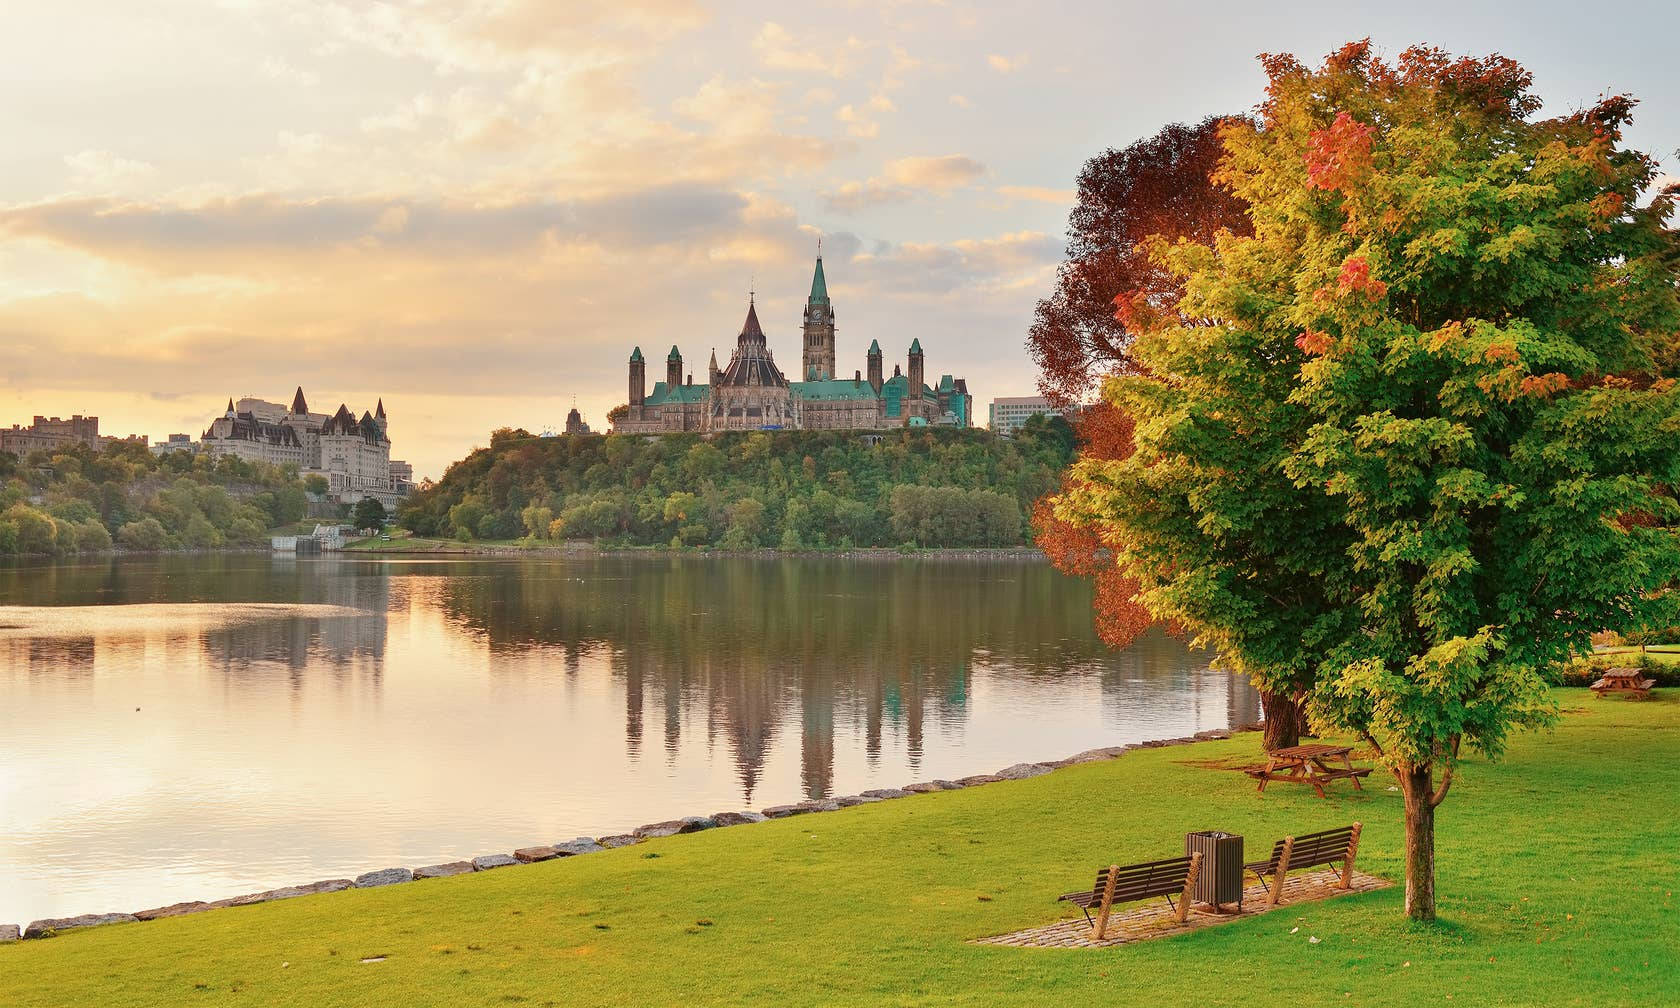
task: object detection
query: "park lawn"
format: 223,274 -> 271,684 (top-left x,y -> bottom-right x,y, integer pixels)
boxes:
3,692 -> 1675,1008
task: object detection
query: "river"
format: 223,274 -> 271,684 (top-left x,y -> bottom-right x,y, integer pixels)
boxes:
0,552 -> 1257,925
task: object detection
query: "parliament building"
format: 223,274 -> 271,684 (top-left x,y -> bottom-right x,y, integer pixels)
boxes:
613,256 -> 972,433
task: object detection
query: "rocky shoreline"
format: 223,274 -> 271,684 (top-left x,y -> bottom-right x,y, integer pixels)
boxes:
0,724 -> 1255,944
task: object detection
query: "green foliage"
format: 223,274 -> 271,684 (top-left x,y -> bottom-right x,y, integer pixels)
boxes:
353,497 -> 387,531
0,441 -> 315,556
399,428 -> 1074,550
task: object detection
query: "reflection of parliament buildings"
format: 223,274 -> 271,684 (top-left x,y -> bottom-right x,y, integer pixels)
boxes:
4,557 -> 1256,804
438,557 -> 1259,801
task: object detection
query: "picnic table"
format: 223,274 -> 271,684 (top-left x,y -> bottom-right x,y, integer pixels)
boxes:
1244,743 -> 1370,799
1589,667 -> 1655,700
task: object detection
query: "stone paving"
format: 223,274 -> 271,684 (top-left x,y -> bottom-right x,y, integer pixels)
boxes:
975,870 -> 1390,949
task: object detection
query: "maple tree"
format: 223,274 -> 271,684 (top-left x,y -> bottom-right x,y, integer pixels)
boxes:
1061,42 -> 1680,921
1030,117 -> 1312,747
1027,116 -> 1251,406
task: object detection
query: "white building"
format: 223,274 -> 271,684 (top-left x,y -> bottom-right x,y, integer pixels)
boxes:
200,388 -> 412,508
988,395 -> 1066,435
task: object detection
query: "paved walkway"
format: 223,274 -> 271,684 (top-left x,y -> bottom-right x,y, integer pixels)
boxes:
975,870 -> 1389,949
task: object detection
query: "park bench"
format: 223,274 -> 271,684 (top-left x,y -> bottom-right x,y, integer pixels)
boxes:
1243,743 -> 1372,798
1589,667 -> 1655,699
1244,823 -> 1362,907
1058,852 -> 1203,939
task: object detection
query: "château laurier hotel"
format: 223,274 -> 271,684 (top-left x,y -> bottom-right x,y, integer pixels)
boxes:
612,255 -> 973,433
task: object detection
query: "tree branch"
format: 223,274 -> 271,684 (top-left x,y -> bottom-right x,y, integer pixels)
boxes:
1430,735 -> 1462,808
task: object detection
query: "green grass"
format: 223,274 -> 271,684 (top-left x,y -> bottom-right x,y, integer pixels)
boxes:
4,692 -> 1675,1007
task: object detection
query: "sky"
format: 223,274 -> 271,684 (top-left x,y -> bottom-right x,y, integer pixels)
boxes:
3,1 -> 1677,479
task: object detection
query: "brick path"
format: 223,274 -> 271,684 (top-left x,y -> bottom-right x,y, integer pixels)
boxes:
975,870 -> 1389,949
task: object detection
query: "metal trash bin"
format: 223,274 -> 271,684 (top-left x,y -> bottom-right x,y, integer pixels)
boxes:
1185,830 -> 1244,912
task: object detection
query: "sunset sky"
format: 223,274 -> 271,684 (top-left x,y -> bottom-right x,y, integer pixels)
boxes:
4,1 -> 1676,478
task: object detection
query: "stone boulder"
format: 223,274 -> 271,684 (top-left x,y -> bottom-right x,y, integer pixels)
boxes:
134,901 -> 211,922
633,816 -> 717,839
834,795 -> 881,807
0,924 -> 18,943
472,853 -> 519,870
760,804 -> 811,819
1064,746 -> 1130,764
554,837 -> 607,856
955,774 -> 1004,787
354,868 -> 413,888
860,788 -> 911,800
513,846 -> 559,863
23,913 -> 139,940
995,763 -> 1053,780
596,834 -> 642,849
414,861 -> 476,879
795,798 -> 841,813
709,811 -> 768,827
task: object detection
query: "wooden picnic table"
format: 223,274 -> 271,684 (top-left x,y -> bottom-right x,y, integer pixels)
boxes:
1589,667 -> 1655,700
1245,743 -> 1370,799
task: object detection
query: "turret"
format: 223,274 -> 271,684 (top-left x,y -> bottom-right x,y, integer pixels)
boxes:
866,339 -> 883,392
908,338 -> 925,405
291,386 -> 309,415
373,397 -> 387,439
225,398 -> 236,419
629,346 -> 646,406
667,345 -> 683,389
709,348 -> 721,385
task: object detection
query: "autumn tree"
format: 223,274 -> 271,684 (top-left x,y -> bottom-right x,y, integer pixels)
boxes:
1064,42 -> 1680,921
1027,116 -> 1251,406
1031,116 -> 1312,747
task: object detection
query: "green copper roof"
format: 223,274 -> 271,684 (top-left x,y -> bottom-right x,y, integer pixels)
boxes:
644,381 -> 709,406
868,338 -> 881,354
808,256 -> 828,304
791,379 -> 879,402
909,338 -> 922,354
668,345 -> 681,360
630,347 -> 644,362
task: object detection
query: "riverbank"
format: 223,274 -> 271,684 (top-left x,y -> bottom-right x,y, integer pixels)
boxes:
342,535 -> 1047,560
4,691 -> 1673,1007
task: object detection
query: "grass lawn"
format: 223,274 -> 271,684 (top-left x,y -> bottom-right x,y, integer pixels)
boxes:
4,691 -> 1675,1007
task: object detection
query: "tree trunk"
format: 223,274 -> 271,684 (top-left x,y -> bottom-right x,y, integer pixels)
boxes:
1397,764 -> 1437,921
1259,690 -> 1305,752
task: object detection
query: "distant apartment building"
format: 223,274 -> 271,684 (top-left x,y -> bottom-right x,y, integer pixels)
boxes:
1,414 -> 145,457
199,387 -> 412,508
150,433 -> 197,456
987,396 -> 1066,435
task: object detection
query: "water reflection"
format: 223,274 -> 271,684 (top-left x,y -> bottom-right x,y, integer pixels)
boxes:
0,554 -> 1256,925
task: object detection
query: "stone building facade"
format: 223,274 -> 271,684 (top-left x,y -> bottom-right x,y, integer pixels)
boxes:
613,255 -> 972,433
0,415 -> 145,456
200,388 -> 412,506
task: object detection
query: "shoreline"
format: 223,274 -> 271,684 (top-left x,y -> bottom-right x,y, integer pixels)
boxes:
341,539 -> 1049,561
2,720 -> 1257,942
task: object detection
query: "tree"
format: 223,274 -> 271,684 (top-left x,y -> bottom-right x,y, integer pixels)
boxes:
1030,118 -> 1309,747
1064,42 -> 1680,921
303,474 -> 330,496
1027,116 -> 1251,406
354,497 -> 387,531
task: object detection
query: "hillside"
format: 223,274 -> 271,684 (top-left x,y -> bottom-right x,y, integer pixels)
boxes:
398,420 -> 1075,549
0,440 -> 316,556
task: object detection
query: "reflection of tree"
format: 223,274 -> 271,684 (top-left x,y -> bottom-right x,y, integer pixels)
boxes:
0,555 -> 389,691
434,556 -> 1240,800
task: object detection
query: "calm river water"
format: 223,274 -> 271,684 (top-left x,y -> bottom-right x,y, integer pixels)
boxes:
0,553 -> 1256,925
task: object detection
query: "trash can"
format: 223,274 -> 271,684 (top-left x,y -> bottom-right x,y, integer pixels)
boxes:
1185,830 -> 1244,912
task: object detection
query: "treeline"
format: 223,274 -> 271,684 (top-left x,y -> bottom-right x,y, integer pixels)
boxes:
0,440 -> 318,556
399,419 -> 1076,549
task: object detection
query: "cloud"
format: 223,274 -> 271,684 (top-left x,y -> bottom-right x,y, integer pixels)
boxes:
822,155 -> 986,212
986,53 -> 1018,73
0,185 -> 753,265
63,150 -> 157,193
949,94 -> 972,109
994,184 -> 1072,204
